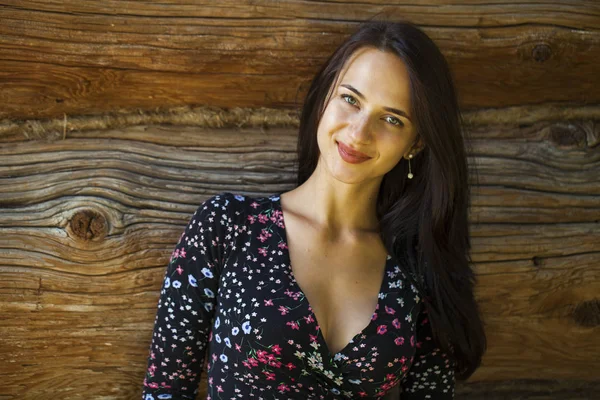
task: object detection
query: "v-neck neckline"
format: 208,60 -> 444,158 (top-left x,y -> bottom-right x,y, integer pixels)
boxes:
272,193 -> 391,363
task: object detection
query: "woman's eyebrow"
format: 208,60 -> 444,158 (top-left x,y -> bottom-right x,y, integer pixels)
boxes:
340,83 -> 412,122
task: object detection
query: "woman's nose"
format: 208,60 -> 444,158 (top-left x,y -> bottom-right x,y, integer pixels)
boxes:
348,114 -> 373,144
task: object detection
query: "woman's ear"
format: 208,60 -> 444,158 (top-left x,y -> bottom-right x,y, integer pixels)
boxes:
404,136 -> 425,159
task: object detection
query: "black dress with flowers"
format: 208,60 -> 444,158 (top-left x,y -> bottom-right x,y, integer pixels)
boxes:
141,192 -> 456,400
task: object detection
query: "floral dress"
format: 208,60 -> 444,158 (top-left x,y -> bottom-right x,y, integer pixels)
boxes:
142,192 -> 455,400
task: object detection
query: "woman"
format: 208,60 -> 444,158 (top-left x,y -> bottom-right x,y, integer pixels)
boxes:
142,20 -> 486,399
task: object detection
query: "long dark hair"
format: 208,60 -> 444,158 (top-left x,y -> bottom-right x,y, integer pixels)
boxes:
296,20 -> 486,380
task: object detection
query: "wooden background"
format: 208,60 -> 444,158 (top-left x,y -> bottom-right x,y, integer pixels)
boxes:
0,1 -> 599,399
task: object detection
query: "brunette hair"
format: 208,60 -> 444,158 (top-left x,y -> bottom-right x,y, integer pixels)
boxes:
296,20 -> 486,380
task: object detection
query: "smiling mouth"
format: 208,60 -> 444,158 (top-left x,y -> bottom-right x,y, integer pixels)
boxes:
336,141 -> 371,163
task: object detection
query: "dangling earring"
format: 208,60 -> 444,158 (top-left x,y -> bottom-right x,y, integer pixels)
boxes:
407,154 -> 414,179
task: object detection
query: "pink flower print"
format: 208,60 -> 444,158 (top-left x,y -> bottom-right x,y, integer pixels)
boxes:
263,371 -> 276,381
284,289 -> 294,297
392,318 -> 401,329
278,383 -> 291,393
285,362 -> 296,370
286,321 -> 300,330
371,312 -> 378,321
176,265 -> 183,275
247,215 -> 256,224
278,305 -> 289,315
386,373 -> 395,381
250,202 -> 259,209
179,248 -> 186,258
385,305 -> 395,315
256,350 -> 267,359
217,385 -> 224,393
410,335 -> 415,347
376,325 -> 387,335
235,343 -> 242,352
264,299 -> 274,306
400,356 -> 407,364
278,241 -> 288,249
271,344 -> 282,355
147,382 -> 159,389
358,392 -> 368,397
258,247 -> 268,257
248,357 -> 259,367
416,340 -> 423,349
258,234 -> 268,243
268,359 -> 282,368
304,315 -> 315,324
394,337 -> 405,346
261,228 -> 272,238
309,334 -> 318,343
258,214 -> 269,224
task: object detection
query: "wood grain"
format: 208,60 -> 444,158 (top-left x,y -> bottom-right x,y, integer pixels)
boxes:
0,120 -> 598,399
0,1 -> 599,119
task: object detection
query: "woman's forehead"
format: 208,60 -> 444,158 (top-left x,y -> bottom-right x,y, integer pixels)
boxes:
335,47 -> 412,108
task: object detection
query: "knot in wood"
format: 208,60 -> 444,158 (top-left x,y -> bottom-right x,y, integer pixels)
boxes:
532,44 -> 552,62
548,124 -> 586,148
572,299 -> 600,327
70,210 -> 108,241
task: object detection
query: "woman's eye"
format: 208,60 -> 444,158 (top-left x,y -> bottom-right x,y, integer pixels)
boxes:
385,116 -> 403,127
341,94 -> 358,106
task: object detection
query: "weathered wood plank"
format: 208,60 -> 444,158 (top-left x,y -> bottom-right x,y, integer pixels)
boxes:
0,1 -> 598,119
1,122 -> 597,221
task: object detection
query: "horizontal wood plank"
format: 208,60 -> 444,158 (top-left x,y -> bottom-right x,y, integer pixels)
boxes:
0,1 -> 598,119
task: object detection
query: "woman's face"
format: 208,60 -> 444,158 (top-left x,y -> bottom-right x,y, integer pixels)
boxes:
316,47 -> 422,185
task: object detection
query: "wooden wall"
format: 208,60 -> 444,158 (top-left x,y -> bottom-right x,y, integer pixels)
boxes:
1,1 -> 599,399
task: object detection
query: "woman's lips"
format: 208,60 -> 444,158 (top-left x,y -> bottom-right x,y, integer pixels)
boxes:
336,141 -> 371,164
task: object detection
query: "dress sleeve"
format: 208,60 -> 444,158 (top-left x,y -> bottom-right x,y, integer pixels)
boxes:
399,304 -> 456,399
141,193 -> 233,400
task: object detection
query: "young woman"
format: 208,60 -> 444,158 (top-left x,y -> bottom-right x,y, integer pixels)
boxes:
142,20 -> 486,400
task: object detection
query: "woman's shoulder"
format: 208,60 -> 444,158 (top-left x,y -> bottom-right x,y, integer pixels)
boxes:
199,191 -> 281,218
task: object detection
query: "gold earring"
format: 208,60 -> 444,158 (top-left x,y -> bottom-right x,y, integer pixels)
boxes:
407,154 -> 414,179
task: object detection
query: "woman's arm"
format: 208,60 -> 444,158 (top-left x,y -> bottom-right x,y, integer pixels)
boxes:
141,193 -> 232,400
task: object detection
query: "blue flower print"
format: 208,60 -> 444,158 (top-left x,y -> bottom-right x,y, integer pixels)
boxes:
242,321 -> 251,334
232,327 -> 239,336
224,337 -> 231,348
215,334 -> 221,343
172,280 -> 181,289
188,274 -> 198,287
204,288 -> 215,298
204,302 -> 213,312
157,395 -> 173,399
201,267 -> 213,278
164,277 -> 170,289
214,316 -> 220,329
145,395 -> 154,400
220,354 -> 228,362
234,194 -> 245,201
348,379 -> 362,385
